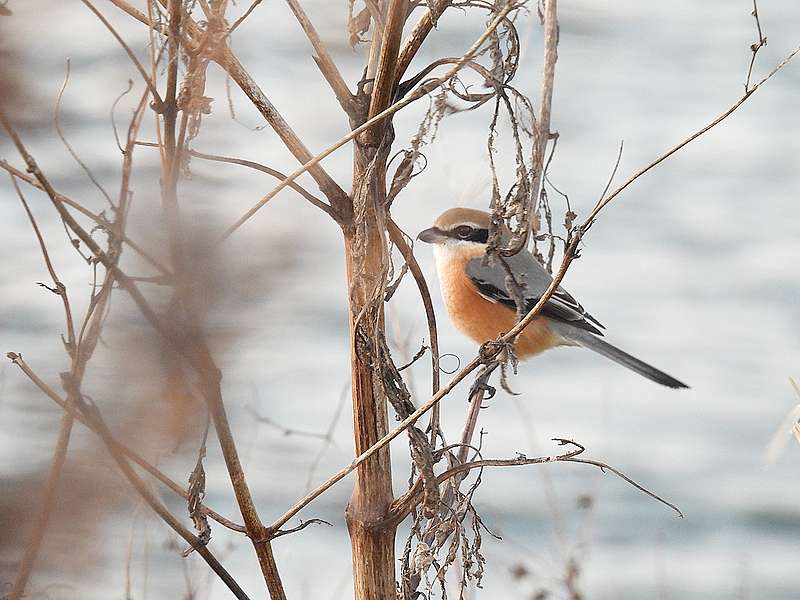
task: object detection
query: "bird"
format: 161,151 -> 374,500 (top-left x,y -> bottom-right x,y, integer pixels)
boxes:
417,207 -> 689,389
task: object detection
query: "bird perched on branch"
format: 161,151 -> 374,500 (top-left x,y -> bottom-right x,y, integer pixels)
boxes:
418,207 -> 688,389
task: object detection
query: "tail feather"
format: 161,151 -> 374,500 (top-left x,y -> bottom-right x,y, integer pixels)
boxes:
553,325 -> 689,389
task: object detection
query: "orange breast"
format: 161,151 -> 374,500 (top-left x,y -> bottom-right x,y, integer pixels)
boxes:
436,248 -> 559,359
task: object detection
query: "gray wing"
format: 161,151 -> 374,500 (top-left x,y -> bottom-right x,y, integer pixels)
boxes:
465,250 -> 605,336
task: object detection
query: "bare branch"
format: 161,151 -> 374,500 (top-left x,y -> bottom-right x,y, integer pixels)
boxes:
269,518 -> 332,540
8,177 -> 76,350
230,0 -> 264,33
396,2 -> 453,84
745,0 -> 768,91
391,439 -> 683,521
76,395 -> 252,600
54,59 -> 115,208
367,0 -> 409,129
386,219 -> 441,434
591,43 -> 800,226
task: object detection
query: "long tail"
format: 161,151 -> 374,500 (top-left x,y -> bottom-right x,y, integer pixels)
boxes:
553,325 -> 689,389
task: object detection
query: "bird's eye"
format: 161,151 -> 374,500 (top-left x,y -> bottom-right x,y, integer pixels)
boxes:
453,225 -> 474,239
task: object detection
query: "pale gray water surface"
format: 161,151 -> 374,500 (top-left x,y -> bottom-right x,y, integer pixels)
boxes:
1,1 -> 799,599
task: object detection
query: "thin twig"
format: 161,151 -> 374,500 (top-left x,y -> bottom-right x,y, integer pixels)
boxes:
745,0 -> 768,91
591,45 -> 799,225
387,219 -> 441,440
9,177 -> 76,350
189,149 -> 335,216
54,59 -> 115,208
230,0 -> 263,33
391,440 -> 683,521
269,518 -> 332,540
76,395 -> 252,600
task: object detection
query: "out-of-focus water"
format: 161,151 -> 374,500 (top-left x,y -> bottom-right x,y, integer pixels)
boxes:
1,1 -> 799,599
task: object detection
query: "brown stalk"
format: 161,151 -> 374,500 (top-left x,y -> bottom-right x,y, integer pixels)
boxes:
386,219 -> 441,435
529,0 -> 558,219
76,394 -> 253,600
218,48 -> 352,222
395,2 -> 452,84
366,0 -> 408,127
79,0 -> 164,110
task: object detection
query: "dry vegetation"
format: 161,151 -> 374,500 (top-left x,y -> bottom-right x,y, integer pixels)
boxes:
0,1 -> 797,599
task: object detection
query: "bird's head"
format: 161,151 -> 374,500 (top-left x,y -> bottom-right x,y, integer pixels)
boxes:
417,208 -> 491,249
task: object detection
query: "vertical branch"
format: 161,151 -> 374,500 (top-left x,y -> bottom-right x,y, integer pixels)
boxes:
344,4 -> 413,598
530,0 -> 559,219
368,0 -> 409,123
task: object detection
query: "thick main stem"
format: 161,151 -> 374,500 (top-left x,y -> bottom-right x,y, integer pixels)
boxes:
344,141 -> 397,600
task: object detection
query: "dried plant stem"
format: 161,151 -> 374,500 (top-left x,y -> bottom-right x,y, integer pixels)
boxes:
529,0 -> 558,219
386,219 -> 441,435
395,2 -> 451,83
367,0 -> 408,125
9,178 -> 76,348
218,49 -> 352,221
391,441 -> 683,520
79,0 -> 164,109
457,369 -> 495,465
591,46 -> 799,221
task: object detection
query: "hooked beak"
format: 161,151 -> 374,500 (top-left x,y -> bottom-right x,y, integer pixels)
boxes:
417,227 -> 447,244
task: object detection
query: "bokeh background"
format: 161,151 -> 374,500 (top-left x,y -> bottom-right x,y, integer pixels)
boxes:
1,1 -> 799,598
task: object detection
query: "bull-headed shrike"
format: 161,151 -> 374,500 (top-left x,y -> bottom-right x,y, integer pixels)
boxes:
418,207 -> 688,389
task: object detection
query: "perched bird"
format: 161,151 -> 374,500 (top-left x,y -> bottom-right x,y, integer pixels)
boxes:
418,207 -> 688,389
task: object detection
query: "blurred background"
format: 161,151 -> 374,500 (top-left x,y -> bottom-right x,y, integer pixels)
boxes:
1,1 -> 798,598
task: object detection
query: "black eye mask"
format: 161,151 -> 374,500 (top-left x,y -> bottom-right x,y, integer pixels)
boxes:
450,225 -> 489,243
